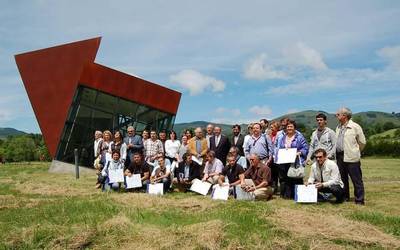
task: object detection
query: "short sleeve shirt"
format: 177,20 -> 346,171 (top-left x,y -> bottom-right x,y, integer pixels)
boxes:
244,163 -> 271,186
127,162 -> 150,177
221,163 -> 244,184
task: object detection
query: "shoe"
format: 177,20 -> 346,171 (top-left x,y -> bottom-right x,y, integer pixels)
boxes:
95,183 -> 101,189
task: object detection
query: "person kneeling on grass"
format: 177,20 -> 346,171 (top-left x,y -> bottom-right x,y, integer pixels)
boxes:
173,153 -> 201,192
124,152 -> 150,191
100,150 -> 124,192
218,153 -> 245,195
202,150 -> 224,184
241,153 -> 273,200
306,148 -> 345,203
150,156 -> 171,193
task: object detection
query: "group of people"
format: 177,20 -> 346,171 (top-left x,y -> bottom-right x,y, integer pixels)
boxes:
93,107 -> 366,205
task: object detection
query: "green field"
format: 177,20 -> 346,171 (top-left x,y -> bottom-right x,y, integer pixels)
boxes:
0,158 -> 399,249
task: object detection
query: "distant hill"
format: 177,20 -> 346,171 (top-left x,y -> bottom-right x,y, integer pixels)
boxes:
173,111 -> 400,136
0,128 -> 27,139
370,128 -> 400,140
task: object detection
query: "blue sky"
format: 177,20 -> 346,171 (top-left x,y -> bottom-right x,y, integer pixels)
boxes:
1,1 -> 400,133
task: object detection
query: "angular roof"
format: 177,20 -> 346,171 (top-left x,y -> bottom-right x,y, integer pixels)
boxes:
15,37 -> 181,157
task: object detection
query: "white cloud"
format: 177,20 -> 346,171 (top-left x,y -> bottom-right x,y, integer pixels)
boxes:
282,42 -> 328,70
243,53 -> 287,80
215,107 -> 241,116
249,105 -> 273,117
169,69 -> 225,95
377,45 -> 400,71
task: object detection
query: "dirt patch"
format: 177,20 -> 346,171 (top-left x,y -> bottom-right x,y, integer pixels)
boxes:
99,214 -> 132,234
90,219 -> 225,250
14,174 -> 95,196
111,193 -> 216,212
271,208 -> 400,249
66,229 -> 96,249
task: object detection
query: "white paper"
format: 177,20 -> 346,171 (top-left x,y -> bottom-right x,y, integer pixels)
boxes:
108,168 -> 124,183
190,178 -> 212,196
147,183 -> 164,195
125,174 -> 142,189
276,148 -> 298,164
212,185 -> 229,200
295,185 -> 318,203
105,152 -> 112,164
191,156 -> 203,165
235,185 -> 255,200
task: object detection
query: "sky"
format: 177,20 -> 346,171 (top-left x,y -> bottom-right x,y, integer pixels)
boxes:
1,1 -> 400,133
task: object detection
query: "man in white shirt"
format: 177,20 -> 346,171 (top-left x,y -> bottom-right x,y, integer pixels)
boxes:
202,150 -> 224,184
307,148 -> 344,203
335,107 -> 366,205
206,124 -> 214,148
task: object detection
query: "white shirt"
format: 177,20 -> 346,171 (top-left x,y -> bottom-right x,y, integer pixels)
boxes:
94,138 -> 103,157
165,139 -> 181,159
151,163 -> 171,177
215,135 -> 221,147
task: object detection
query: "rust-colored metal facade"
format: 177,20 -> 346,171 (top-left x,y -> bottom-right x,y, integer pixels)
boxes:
15,37 -> 181,160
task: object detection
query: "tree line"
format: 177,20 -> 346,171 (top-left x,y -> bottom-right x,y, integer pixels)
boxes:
0,134 -> 51,163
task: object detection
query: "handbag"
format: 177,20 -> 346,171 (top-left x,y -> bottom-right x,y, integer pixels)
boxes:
287,155 -> 305,179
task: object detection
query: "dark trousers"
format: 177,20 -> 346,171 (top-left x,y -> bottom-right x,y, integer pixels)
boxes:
319,185 -> 344,203
336,152 -> 365,203
278,163 -> 303,199
270,163 -> 279,192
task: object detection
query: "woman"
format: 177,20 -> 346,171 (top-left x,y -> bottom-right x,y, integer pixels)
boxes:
268,121 -> 281,193
184,129 -> 192,141
165,131 -> 181,163
110,130 -> 127,164
100,150 -> 124,192
99,130 -> 113,167
177,135 -> 189,162
276,120 -> 308,199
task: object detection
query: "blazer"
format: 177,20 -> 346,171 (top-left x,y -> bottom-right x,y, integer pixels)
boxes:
175,161 -> 201,181
187,137 -> 208,161
210,134 -> 231,165
230,134 -> 245,156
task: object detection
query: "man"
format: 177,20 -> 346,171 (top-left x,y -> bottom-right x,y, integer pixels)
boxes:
202,150 -> 224,184
93,130 -> 103,160
335,107 -> 366,205
144,130 -> 164,164
150,156 -> 171,193
187,127 -> 208,164
244,123 -> 273,165
124,126 -> 144,166
231,124 -> 245,156
306,148 -> 344,203
158,130 -> 167,154
210,126 -> 231,165
173,153 -> 201,192
260,118 -> 269,135
228,146 -> 247,169
241,154 -> 273,200
124,152 -> 151,190
206,124 -> 214,148
307,113 -> 336,164
218,154 -> 245,187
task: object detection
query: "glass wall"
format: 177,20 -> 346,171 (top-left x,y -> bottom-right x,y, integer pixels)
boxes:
56,85 -> 176,167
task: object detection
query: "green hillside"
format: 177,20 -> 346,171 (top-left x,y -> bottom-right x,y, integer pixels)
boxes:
173,111 -> 400,137
0,127 -> 26,139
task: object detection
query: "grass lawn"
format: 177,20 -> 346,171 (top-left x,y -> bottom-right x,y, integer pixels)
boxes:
0,158 -> 399,249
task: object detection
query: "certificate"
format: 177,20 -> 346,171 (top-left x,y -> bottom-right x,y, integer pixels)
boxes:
125,174 -> 142,189
190,178 -> 212,196
191,156 -> 203,165
234,185 -> 255,201
295,185 -> 318,203
147,183 -> 164,195
211,185 -> 229,201
108,168 -> 124,183
276,148 -> 297,164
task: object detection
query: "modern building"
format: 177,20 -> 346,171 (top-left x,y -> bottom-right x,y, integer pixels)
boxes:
15,37 -> 181,167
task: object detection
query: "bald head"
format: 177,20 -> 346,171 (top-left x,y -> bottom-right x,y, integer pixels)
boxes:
195,127 -> 203,139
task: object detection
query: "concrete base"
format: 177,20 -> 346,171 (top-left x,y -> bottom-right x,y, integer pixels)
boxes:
49,160 -> 95,175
